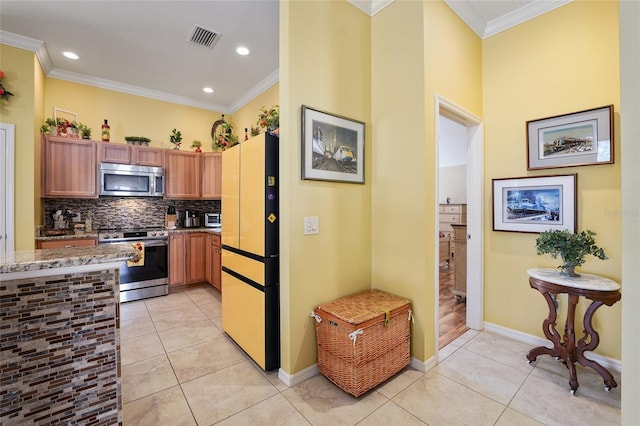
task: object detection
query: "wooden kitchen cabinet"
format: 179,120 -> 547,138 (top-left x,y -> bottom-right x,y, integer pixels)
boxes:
169,232 -> 208,285
41,136 -> 98,198
186,232 -> 208,283
36,238 -> 97,249
165,150 -> 201,199
201,153 -> 222,199
99,142 -> 164,166
206,233 -> 222,291
169,233 -> 186,285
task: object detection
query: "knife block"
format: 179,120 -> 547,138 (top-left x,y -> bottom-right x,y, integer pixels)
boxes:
165,214 -> 177,229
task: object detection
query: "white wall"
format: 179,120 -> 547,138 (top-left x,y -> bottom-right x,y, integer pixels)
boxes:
439,115 -> 467,204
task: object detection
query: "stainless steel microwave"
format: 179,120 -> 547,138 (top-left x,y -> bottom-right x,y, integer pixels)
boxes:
99,163 -> 164,197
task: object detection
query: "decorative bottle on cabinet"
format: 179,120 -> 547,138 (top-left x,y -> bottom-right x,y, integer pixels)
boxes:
101,119 -> 110,142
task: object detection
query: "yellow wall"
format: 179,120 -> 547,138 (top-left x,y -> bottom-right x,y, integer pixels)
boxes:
232,83 -> 279,140
369,0 -> 482,363
280,0 -> 372,373
483,0 -> 621,358
44,79 -> 226,152
0,44 -> 42,250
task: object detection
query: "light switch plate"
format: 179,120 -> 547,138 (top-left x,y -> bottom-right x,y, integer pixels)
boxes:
304,216 -> 319,235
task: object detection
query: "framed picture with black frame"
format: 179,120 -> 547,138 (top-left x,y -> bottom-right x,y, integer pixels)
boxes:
492,174 -> 577,234
301,105 -> 365,184
526,105 -> 613,170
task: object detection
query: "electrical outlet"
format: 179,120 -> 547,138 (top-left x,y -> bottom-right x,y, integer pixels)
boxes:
304,216 -> 319,235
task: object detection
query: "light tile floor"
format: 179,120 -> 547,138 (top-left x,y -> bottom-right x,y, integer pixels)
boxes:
121,285 -> 621,425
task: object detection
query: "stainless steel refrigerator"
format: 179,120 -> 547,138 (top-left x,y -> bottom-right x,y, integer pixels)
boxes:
221,132 -> 279,371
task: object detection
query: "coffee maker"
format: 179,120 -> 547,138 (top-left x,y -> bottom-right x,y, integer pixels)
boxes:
183,210 -> 201,228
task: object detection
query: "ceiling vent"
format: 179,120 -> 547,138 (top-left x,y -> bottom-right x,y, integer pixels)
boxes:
189,25 -> 220,49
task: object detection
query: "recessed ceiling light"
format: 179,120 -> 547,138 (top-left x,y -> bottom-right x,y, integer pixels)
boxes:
203,87 -> 214,94
236,47 -> 250,56
63,51 -> 79,60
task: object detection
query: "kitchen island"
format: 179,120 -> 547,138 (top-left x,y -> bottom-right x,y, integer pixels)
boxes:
0,244 -> 135,425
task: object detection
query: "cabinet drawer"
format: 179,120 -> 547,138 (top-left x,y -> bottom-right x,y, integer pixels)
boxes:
440,204 -> 465,214
440,213 -> 464,224
37,238 -> 97,249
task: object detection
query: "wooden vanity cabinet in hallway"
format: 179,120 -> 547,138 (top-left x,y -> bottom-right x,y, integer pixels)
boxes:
451,224 -> 467,299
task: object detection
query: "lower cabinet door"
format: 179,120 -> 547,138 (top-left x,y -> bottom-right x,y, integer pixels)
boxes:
221,270 -> 265,368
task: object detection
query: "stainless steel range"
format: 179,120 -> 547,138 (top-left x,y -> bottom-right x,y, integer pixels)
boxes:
98,227 -> 169,302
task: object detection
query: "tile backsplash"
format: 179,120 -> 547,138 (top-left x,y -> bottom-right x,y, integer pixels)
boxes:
44,198 -> 220,230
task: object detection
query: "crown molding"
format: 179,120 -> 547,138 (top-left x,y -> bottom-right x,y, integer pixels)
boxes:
46,68 -> 230,113
347,0 -> 394,16
1,31 -> 52,74
444,0 -> 572,39
228,69 -> 280,114
483,0 -> 572,38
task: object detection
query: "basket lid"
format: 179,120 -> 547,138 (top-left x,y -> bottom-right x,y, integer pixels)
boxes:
316,289 -> 410,324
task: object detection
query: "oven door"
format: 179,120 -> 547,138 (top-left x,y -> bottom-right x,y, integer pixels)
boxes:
104,239 -> 169,302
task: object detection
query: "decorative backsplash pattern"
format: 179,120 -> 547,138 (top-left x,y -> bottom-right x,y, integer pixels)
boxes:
1,269 -> 121,424
44,198 -> 221,230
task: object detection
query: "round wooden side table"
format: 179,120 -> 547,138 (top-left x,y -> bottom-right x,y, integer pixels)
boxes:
526,268 -> 621,395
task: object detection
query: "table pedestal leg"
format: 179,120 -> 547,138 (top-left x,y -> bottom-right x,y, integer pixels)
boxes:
576,300 -> 618,390
527,291 -> 563,362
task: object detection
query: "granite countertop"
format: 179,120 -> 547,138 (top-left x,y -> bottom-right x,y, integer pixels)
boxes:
169,227 -> 221,234
0,243 -> 136,275
34,228 -> 221,242
35,232 -> 99,241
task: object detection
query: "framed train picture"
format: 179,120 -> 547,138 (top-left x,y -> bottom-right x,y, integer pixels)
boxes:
526,105 -> 613,170
492,174 -> 577,233
301,105 -> 365,184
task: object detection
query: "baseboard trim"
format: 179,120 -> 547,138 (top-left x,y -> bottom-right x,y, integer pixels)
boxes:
278,363 -> 318,387
278,323 -> 621,386
484,322 -> 622,373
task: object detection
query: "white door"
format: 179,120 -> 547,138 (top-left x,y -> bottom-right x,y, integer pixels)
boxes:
1,123 -> 15,255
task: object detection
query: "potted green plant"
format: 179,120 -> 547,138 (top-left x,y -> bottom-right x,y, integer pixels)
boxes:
535,229 -> 608,277
191,140 -> 202,152
257,105 -> 279,134
170,129 -> 182,150
76,122 -> 92,139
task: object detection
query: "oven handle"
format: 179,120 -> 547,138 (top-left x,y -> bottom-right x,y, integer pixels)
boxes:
101,239 -> 168,247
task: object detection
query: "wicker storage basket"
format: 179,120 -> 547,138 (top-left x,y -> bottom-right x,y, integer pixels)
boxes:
313,289 -> 411,397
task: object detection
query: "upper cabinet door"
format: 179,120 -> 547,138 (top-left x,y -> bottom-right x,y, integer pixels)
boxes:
222,144 -> 240,249
133,146 -> 164,167
99,142 -> 131,164
164,150 -> 201,199
42,136 -> 98,198
201,152 -> 222,199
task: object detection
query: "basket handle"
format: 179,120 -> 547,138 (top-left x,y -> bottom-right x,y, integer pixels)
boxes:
310,311 -> 322,323
348,329 -> 363,347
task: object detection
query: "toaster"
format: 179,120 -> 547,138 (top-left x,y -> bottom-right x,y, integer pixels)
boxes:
204,213 -> 221,228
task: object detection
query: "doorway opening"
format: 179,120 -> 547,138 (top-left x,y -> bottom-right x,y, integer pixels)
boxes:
435,97 -> 483,351
1,123 -> 15,255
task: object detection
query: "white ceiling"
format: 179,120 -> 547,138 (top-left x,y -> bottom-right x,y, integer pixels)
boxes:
0,1 -> 570,114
